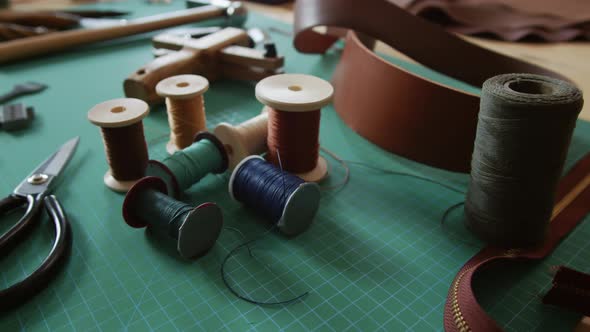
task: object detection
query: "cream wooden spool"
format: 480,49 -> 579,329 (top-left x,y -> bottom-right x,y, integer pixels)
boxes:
255,73 -> 334,182
156,74 -> 209,155
213,107 -> 268,170
87,98 -> 150,192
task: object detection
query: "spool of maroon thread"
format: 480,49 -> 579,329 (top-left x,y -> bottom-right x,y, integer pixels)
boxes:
255,74 -> 334,182
88,98 -> 150,193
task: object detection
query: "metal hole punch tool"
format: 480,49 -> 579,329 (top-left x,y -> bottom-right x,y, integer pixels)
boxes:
0,137 -> 79,311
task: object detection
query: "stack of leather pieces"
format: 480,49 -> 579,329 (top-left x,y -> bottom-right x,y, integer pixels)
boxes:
293,0 -> 570,173
392,0 -> 590,42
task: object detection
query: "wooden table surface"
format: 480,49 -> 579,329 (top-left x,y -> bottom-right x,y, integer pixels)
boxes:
11,0 -> 590,122
8,1 -> 590,330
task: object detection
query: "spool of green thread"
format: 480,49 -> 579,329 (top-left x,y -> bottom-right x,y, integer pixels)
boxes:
122,176 -> 223,258
146,131 -> 228,197
465,73 -> 583,247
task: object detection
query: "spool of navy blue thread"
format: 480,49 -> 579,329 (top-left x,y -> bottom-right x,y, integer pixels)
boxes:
229,156 -> 320,236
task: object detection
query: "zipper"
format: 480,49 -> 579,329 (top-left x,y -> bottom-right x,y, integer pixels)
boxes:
451,268 -> 472,332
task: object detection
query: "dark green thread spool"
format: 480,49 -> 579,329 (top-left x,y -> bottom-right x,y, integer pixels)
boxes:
123,176 -> 223,258
465,73 -> 583,247
146,131 -> 228,198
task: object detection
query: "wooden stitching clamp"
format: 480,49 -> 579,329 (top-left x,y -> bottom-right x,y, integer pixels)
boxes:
124,27 -> 284,104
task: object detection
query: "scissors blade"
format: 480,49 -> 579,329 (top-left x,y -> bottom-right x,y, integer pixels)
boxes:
14,137 -> 79,196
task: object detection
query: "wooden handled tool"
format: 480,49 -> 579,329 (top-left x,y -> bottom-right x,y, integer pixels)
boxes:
125,27 -> 284,104
0,11 -> 82,29
0,23 -> 53,41
0,2 -> 246,64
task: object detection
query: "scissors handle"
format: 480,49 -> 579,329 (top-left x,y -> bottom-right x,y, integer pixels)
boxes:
0,195 -> 72,311
0,194 -> 41,253
0,195 -> 26,212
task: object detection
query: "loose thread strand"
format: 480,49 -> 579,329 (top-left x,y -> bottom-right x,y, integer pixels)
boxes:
220,227 -> 309,306
222,153 -> 310,306
318,146 -> 350,191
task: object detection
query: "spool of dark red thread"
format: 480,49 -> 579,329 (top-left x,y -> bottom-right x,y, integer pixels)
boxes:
255,74 -> 334,182
88,98 -> 150,193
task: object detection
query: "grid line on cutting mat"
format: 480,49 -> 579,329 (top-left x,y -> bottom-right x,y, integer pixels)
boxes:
0,1 -> 589,331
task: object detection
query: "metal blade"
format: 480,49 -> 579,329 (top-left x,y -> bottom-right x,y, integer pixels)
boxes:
14,137 -> 79,196
42,137 -> 79,176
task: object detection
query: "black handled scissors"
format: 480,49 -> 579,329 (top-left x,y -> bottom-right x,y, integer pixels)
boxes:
0,137 -> 78,311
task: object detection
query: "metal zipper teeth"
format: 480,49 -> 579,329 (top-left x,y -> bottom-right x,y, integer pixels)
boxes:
451,269 -> 472,332
452,251 -> 517,332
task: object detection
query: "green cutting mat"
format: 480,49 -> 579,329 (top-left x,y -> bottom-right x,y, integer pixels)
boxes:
1,1 -> 589,331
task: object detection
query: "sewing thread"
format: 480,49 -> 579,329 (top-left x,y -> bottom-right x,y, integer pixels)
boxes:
101,123 -> 148,181
267,108 -> 320,173
156,74 -> 209,155
161,136 -> 224,191
233,156 -> 306,222
465,73 -> 583,247
87,98 -> 150,192
166,96 -> 206,150
146,132 -> 228,197
122,176 -> 223,258
255,74 -> 334,182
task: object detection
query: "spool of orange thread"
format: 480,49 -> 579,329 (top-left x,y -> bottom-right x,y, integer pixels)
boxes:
255,74 -> 333,182
214,108 -> 268,170
87,98 -> 150,192
156,74 -> 209,155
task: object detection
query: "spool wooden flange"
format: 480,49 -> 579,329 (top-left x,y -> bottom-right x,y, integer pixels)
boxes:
87,98 -> 149,192
122,176 -> 223,259
213,107 -> 268,170
156,74 -> 209,155
255,73 -> 333,182
229,155 -> 321,236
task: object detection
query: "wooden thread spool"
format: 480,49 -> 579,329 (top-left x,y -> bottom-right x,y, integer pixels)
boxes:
146,131 -> 228,198
255,74 -> 333,182
87,98 -> 149,192
213,107 -> 269,170
123,176 -> 223,259
156,74 -> 209,155
229,155 -> 321,236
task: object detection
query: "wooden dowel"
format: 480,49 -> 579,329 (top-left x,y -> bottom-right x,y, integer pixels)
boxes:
0,5 -> 227,63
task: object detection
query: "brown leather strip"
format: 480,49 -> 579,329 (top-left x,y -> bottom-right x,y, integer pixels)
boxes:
293,0 -> 568,172
444,152 -> 590,332
543,266 -> 590,318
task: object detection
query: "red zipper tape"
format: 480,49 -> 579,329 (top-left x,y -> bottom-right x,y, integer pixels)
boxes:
444,152 -> 590,332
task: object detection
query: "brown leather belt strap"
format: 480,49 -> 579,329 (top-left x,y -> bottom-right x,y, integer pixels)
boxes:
295,0 -> 563,83
444,152 -> 590,332
293,0 -> 569,172
543,266 -> 590,316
